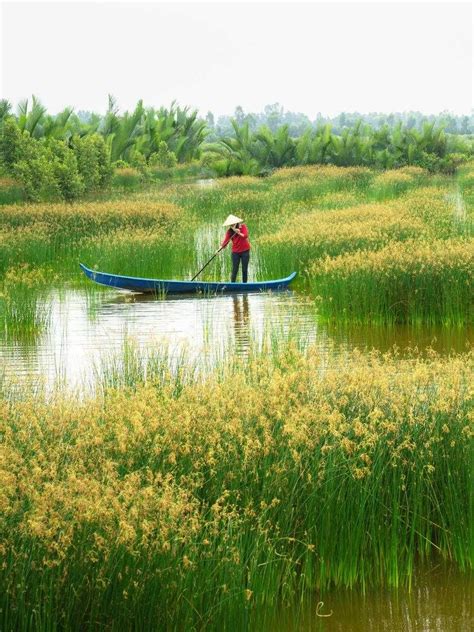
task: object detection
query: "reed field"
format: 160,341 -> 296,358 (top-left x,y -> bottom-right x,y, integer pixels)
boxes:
0,265 -> 52,339
0,345 -> 472,630
310,238 -> 473,325
0,164 -> 473,630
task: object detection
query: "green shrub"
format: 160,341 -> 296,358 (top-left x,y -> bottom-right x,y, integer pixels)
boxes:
72,133 -> 112,192
0,118 -> 30,171
0,119 -> 111,201
12,144 -> 60,202
149,141 -> 177,168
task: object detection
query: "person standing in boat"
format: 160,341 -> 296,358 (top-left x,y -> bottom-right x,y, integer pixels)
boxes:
220,214 -> 251,283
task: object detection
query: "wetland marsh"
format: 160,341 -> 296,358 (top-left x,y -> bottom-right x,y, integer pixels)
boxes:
0,164 -> 472,630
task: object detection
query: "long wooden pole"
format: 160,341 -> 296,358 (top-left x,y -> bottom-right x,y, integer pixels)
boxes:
190,245 -> 225,281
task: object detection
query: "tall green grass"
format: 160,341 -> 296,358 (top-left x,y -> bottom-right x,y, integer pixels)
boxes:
0,165 -> 472,328
0,344 -> 471,630
310,238 -> 474,326
0,265 -> 51,339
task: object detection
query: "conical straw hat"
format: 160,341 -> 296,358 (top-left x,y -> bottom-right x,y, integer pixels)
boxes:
223,214 -> 243,227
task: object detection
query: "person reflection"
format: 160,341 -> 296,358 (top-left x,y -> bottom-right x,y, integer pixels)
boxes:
232,294 -> 250,356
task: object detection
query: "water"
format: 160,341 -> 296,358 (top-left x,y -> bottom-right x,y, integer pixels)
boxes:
0,288 -> 319,390
0,287 -> 471,391
273,565 -> 473,632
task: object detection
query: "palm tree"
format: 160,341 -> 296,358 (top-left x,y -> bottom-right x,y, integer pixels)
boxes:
296,124 -> 332,165
211,120 -> 261,175
255,125 -> 295,169
16,95 -> 47,138
412,121 -> 447,157
0,100 -> 12,123
330,120 -> 365,166
137,103 -> 208,163
171,106 -> 208,162
42,107 -> 74,140
101,98 -> 144,163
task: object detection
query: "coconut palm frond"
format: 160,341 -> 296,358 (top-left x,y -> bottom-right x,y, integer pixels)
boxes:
109,100 -> 145,162
27,95 -> 47,137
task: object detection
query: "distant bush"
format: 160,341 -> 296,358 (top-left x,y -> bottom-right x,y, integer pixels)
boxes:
112,159 -> 129,169
72,134 -> 112,192
0,118 -> 111,201
1,99 -> 473,197
149,141 -> 177,168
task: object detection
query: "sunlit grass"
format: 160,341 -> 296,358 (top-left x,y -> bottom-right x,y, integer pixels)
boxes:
0,165 -> 472,629
0,165 -> 472,329
0,265 -> 51,339
310,238 -> 474,325
0,343 -> 471,630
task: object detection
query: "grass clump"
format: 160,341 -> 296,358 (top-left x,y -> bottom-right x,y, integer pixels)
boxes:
0,345 -> 471,630
0,264 -> 51,338
259,201 -> 427,271
368,166 -> 429,199
311,238 -> 474,325
0,199 -> 180,236
0,164 -> 472,325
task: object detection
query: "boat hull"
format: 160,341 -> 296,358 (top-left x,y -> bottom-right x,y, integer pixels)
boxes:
79,264 -> 297,294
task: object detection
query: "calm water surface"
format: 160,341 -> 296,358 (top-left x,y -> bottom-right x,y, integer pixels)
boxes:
0,286 -> 472,391
273,565 -> 472,632
0,287 -> 471,391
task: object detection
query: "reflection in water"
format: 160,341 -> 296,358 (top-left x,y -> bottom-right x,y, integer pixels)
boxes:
327,322 -> 472,355
0,288 -> 472,392
270,564 -> 472,632
232,294 -> 250,355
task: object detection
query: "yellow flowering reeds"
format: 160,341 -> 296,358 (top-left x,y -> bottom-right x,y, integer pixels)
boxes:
216,175 -> 263,189
0,199 -> 180,237
0,176 -> 17,188
0,199 -> 184,280
370,166 -> 428,194
0,225 -> 59,273
258,180 -> 467,282
259,201 -> 428,266
268,164 -> 373,184
311,238 -> 474,324
0,345 -> 471,629
402,186 -> 470,237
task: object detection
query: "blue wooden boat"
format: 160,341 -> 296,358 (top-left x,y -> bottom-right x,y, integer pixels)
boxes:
79,263 -> 297,294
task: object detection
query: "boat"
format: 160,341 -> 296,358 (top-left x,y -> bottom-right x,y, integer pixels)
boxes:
79,263 -> 297,294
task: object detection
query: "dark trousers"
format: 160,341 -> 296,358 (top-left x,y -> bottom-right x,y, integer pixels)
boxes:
231,250 -> 250,283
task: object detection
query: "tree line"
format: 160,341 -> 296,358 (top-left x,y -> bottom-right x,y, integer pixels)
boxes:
209,104 -> 474,139
0,97 -> 472,201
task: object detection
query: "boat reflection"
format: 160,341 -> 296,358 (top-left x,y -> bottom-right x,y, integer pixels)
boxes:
232,294 -> 251,355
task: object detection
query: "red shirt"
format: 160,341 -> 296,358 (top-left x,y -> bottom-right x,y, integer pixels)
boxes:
221,224 -> 251,253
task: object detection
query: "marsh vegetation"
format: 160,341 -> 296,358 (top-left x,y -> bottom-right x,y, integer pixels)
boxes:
0,160 -> 472,630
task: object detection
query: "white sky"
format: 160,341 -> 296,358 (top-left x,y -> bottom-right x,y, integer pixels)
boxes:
0,0 -> 472,118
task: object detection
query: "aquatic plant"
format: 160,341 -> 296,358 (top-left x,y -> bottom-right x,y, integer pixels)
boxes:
369,166 -> 429,199
0,199 -> 180,236
259,200 -> 427,276
0,164 -> 471,326
311,238 -> 474,325
0,345 -> 471,630
0,199 -> 184,279
0,264 -> 51,338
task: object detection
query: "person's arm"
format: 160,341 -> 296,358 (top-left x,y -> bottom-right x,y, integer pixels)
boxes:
234,224 -> 248,238
220,229 -> 232,249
